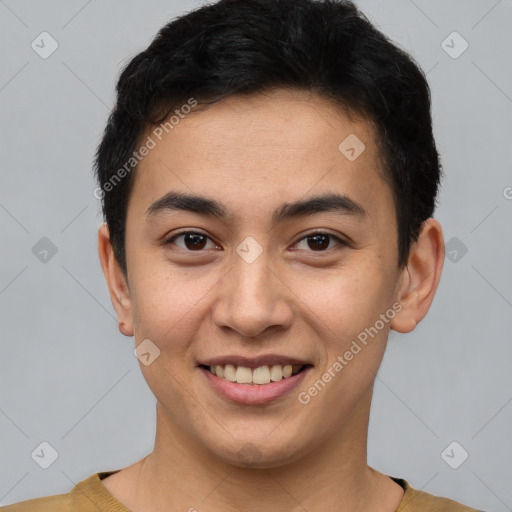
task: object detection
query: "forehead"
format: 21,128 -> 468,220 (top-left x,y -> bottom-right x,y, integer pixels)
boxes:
129,89 -> 393,227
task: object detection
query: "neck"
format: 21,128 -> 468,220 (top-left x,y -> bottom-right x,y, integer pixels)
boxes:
121,387 -> 402,512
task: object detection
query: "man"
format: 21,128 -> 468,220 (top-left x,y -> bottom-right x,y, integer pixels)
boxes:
1,0 -> 483,510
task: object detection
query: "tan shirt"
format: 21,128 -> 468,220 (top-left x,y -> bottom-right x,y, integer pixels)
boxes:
0,471 -> 483,511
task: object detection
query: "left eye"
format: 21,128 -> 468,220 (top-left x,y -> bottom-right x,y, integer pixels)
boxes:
165,231 -> 345,252
294,232 -> 346,252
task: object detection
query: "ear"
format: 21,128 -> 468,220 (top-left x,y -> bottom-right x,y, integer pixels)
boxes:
390,218 -> 445,333
97,223 -> 134,337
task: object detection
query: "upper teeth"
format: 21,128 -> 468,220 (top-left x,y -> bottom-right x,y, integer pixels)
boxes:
209,364 -> 300,385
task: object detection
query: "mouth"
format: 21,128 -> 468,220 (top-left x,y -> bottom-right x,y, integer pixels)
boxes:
198,357 -> 314,405
199,363 -> 311,386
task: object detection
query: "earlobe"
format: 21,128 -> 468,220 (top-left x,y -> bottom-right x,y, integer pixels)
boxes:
97,224 -> 134,337
390,218 -> 445,334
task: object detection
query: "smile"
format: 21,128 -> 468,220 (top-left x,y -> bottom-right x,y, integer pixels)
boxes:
199,362 -> 312,404
203,363 -> 306,385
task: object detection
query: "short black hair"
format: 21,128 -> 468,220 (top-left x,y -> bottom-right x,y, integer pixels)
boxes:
94,0 -> 442,276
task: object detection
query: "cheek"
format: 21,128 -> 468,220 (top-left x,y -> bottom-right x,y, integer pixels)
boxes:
129,265 -> 217,347
293,259 -> 393,347
317,263 -> 395,393
128,269 -> 207,416
294,266 -> 392,428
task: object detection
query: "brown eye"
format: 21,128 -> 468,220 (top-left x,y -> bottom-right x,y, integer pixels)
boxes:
294,232 -> 346,252
166,232 -> 217,251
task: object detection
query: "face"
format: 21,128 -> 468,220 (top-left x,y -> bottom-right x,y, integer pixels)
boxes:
115,89 -> 408,467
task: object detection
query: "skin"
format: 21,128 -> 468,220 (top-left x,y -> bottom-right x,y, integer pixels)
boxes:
98,88 -> 444,512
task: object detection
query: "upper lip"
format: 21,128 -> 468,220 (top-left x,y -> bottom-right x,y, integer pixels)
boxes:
199,354 -> 312,368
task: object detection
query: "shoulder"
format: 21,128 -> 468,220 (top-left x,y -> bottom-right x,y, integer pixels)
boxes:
396,478 -> 485,512
0,493 -> 71,512
0,472 -> 124,512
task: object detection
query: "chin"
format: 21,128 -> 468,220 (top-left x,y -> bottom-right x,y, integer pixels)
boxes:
208,436 -> 310,469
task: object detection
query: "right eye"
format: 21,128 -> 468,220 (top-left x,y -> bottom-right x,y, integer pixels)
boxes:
165,231 -> 221,252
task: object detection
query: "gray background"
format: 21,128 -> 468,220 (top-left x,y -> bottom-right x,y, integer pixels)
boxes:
1,0 -> 511,510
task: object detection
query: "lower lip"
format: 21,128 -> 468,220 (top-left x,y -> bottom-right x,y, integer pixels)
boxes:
200,366 -> 311,405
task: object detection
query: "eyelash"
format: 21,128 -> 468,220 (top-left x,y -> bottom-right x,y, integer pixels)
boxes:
164,230 -> 348,253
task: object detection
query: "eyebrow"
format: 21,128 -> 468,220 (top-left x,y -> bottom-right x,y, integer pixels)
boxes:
146,190 -> 366,224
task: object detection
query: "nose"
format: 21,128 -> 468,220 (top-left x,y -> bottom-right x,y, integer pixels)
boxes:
211,245 -> 294,339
